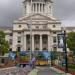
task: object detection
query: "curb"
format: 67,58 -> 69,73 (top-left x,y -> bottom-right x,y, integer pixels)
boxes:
50,67 -> 72,75
28,69 -> 38,75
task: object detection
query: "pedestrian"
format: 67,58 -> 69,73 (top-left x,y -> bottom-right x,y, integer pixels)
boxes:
29,59 -> 33,68
32,57 -> 36,69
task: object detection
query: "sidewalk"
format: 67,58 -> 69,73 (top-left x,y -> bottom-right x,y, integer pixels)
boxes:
28,66 -> 72,75
50,67 -> 72,75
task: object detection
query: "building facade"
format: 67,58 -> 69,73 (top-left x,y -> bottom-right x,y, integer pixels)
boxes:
0,0 -> 74,52
12,0 -> 62,52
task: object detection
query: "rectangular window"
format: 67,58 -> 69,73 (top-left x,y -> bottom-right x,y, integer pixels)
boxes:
27,40 -> 30,44
43,4 -> 45,12
9,39 -> 12,45
53,37 -> 56,43
17,47 -> 21,52
40,3 -> 42,12
18,37 -> 21,43
43,39 -> 47,44
34,3 -> 36,12
35,40 -> 39,44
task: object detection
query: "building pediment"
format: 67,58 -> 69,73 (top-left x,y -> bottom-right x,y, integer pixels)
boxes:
17,14 -> 57,21
13,14 -> 61,24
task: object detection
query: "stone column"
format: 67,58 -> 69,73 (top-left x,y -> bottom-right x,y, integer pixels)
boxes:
40,35 -> 42,51
42,4 -> 43,12
32,4 -> 34,13
36,3 -> 37,13
24,34 -> 26,51
32,35 -> 34,51
50,35 -> 53,51
48,35 -> 50,51
39,3 -> 40,12
33,3 -> 35,13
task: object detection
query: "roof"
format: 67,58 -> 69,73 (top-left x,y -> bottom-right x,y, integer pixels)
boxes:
0,26 -> 13,30
66,27 -> 75,30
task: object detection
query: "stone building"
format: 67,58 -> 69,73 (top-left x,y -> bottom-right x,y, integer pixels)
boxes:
12,0 -> 62,52
0,0 -> 74,52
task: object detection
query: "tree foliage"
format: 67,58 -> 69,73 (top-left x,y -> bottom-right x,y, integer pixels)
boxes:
67,32 -> 75,51
0,30 -> 9,55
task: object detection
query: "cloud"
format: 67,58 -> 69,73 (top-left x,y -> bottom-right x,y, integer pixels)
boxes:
53,0 -> 75,20
0,0 -> 75,27
0,0 -> 23,26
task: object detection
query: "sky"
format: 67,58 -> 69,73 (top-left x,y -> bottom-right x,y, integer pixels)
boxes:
0,0 -> 75,27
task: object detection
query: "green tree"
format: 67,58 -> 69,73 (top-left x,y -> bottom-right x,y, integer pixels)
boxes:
0,30 -> 9,55
67,32 -> 75,52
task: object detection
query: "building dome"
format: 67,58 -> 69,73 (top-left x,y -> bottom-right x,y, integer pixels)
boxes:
23,0 -> 53,16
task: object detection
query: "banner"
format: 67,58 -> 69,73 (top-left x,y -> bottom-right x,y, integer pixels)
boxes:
57,34 -> 64,48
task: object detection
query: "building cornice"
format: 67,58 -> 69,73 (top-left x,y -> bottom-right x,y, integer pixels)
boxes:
13,28 -> 61,32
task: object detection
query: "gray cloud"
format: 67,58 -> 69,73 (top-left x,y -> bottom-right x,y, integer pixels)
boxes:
0,0 -> 75,27
53,0 -> 75,20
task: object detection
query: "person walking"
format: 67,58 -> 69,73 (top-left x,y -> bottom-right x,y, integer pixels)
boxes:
32,57 -> 36,68
29,57 -> 36,69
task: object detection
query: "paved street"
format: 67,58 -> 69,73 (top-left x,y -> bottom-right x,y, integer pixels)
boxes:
0,66 -> 71,75
37,66 -> 66,75
0,66 -> 31,75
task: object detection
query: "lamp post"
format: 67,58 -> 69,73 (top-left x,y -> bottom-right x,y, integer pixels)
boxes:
57,30 -> 68,73
63,30 -> 68,73
30,0 -> 32,60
